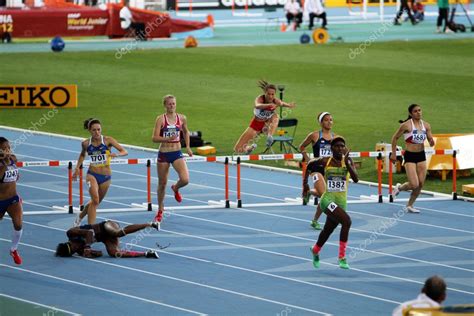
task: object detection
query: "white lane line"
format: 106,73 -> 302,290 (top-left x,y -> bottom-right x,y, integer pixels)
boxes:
0,293 -> 80,315
167,213 -> 474,273
158,228 -> 474,296
19,171 -> 473,252
16,151 -> 473,217
0,262 -> 205,315
0,238 -> 329,315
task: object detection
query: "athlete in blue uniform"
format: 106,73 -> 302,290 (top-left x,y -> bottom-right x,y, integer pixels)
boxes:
300,112 -> 334,230
73,119 -> 128,226
390,104 -> 435,213
152,95 -> 193,223
0,137 -> 23,265
56,220 -> 160,258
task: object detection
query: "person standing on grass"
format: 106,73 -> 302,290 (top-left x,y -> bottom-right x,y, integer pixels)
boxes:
234,80 -> 296,154
390,104 -> 435,214
0,137 -> 23,265
305,136 -> 358,269
73,118 -> 128,226
152,95 -> 193,224
300,112 -> 334,230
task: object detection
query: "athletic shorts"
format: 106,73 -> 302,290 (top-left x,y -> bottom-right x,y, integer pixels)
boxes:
158,150 -> 184,164
249,117 -> 267,133
320,194 -> 347,212
0,195 -> 21,215
87,170 -> 112,185
404,150 -> 426,164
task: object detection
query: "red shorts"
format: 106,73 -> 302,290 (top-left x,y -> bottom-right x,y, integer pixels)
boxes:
249,117 -> 267,132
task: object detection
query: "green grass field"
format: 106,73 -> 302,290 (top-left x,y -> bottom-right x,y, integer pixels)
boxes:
1,39 -> 473,194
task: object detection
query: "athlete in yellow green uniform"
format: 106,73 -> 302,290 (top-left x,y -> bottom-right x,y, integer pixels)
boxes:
303,136 -> 358,269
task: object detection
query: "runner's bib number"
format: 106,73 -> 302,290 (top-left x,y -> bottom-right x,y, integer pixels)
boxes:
327,176 -> 346,192
90,153 -> 108,166
319,146 -> 332,157
4,169 -> 18,182
164,126 -> 179,139
412,133 -> 426,144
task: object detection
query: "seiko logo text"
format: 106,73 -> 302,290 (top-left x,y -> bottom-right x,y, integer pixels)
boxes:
0,85 -> 77,108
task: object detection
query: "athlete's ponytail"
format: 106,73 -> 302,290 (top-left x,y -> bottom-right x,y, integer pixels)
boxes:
257,80 -> 276,92
84,118 -> 101,130
398,104 -> 419,124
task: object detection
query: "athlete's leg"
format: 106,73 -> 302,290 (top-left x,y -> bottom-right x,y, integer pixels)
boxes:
234,127 -> 258,153
407,161 -> 427,207
171,158 -> 189,191
7,202 -> 23,264
157,162 -> 171,211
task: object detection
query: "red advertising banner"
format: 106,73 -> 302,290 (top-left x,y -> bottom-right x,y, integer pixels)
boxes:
0,4 -> 207,38
0,7 -> 109,37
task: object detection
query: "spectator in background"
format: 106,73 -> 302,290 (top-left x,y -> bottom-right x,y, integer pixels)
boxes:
436,0 -> 451,33
284,0 -> 303,29
412,0 -> 425,22
120,0 -> 147,40
392,276 -> 447,316
394,0 -> 417,25
304,0 -> 327,30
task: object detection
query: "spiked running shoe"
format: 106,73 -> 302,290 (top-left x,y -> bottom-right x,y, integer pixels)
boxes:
309,247 -> 320,269
338,257 -> 350,269
310,220 -> 322,230
171,184 -> 182,203
154,210 -> 164,222
10,249 -> 22,265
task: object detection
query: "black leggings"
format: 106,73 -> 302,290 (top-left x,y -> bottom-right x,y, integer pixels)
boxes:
437,8 -> 449,30
316,207 -> 352,247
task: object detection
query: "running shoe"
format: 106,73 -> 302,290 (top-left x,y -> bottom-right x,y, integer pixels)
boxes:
245,144 -> 257,155
151,221 -> 161,231
266,135 -> 274,147
145,250 -> 159,259
309,247 -> 320,269
73,214 -> 82,228
338,257 -> 350,269
404,206 -> 420,213
393,183 -> 401,197
154,210 -> 164,222
10,249 -> 22,265
310,220 -> 322,230
171,184 -> 182,203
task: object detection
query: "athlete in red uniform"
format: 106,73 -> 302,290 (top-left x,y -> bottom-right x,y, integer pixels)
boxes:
152,95 -> 193,223
234,80 -> 296,154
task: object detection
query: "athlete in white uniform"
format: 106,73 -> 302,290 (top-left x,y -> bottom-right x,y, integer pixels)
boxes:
390,104 -> 435,213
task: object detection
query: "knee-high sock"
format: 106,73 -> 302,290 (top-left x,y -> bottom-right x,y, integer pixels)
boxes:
11,229 -> 23,251
339,241 -> 347,259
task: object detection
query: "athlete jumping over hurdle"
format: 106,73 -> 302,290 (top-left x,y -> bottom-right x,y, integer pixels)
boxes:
55,220 -> 160,258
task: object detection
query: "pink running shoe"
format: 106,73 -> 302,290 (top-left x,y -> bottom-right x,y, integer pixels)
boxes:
171,185 -> 182,203
10,249 -> 22,265
154,210 -> 164,222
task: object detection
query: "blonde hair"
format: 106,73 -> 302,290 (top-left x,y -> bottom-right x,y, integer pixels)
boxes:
257,80 -> 276,92
162,94 -> 176,106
